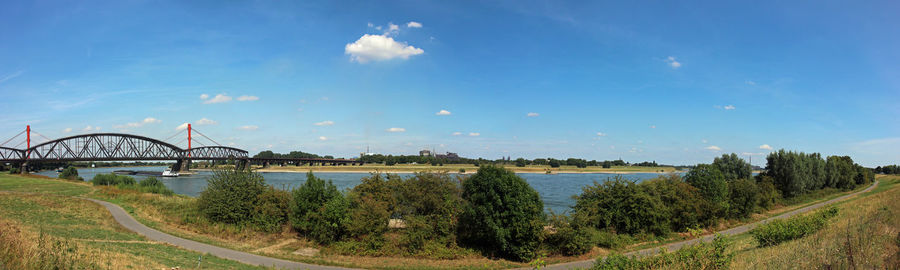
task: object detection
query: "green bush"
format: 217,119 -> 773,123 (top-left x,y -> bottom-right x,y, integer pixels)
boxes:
684,164 -> 729,215
755,175 -> 779,209
587,228 -> 634,249
750,206 -> 839,247
252,186 -> 292,233
394,173 -> 463,246
592,234 -> 734,270
91,173 -> 136,186
728,178 -> 760,219
458,165 -> 544,262
290,172 -> 349,244
574,176 -> 670,236
543,214 -> 592,256
642,174 -> 711,230
197,169 -> 267,224
58,167 -> 79,180
9,167 -> 21,174
137,177 -> 174,196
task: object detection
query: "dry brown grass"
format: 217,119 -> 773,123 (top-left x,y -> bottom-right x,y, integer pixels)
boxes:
731,176 -> 900,269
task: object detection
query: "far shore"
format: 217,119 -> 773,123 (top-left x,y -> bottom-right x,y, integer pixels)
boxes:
194,164 -> 685,175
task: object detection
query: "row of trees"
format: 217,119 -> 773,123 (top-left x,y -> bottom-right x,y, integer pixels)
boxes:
764,150 -> 873,197
197,166 -> 551,262
875,165 -> 900,174
252,150 -> 332,159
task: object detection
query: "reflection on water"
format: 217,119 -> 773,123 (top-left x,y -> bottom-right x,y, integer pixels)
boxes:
37,167 -> 681,214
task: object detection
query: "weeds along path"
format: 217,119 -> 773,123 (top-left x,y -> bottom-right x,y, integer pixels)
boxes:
81,198 -> 357,270
537,180 -> 880,270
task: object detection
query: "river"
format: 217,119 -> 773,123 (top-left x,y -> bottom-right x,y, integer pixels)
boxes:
37,166 -> 681,214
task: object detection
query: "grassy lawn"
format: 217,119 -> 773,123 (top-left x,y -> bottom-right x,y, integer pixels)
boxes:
0,174 -> 267,269
729,175 -> 900,268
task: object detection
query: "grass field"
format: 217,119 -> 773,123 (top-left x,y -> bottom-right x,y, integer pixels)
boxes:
728,175 -> 900,269
253,164 -> 678,174
0,174 -> 267,269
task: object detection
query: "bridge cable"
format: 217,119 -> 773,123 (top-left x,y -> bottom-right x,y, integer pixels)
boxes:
173,138 -> 188,148
32,132 -> 53,143
191,128 -> 222,146
163,129 -> 185,143
0,130 -> 25,147
13,140 -> 27,149
191,139 -> 207,147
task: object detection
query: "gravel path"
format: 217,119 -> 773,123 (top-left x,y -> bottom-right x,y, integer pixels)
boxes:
82,198 -> 356,270
535,180 -> 879,270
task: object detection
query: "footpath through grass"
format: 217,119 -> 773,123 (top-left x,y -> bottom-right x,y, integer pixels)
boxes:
729,175 -> 900,269
0,174 -> 268,269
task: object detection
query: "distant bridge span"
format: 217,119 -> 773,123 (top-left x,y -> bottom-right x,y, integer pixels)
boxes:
1,128 -> 359,172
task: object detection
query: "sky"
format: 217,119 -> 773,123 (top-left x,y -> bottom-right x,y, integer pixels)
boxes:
0,0 -> 898,166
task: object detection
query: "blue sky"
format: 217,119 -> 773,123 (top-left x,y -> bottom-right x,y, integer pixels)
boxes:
1,1 -> 898,166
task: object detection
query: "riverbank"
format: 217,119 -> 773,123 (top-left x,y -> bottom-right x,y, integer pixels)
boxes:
241,164 -> 680,174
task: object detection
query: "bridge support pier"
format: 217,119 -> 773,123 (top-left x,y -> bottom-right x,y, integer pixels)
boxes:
172,159 -> 192,173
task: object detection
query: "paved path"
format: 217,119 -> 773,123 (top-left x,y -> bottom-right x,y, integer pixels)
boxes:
536,180 -> 879,270
82,198 -> 356,270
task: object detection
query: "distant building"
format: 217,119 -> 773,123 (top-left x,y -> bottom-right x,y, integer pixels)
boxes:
359,152 -> 376,158
419,149 -> 433,157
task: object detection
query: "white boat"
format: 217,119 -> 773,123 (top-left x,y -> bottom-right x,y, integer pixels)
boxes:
161,169 -> 179,177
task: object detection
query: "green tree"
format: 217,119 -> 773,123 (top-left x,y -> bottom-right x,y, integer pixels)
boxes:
712,153 -> 752,181
515,158 -> 527,167
549,159 -> 561,168
458,165 -> 544,262
574,176 -> 670,235
727,178 -> 760,218
58,166 -> 79,180
290,172 -> 349,244
684,164 -> 729,215
197,169 -> 267,224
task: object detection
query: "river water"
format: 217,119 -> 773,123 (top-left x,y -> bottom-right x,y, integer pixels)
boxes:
38,166 -> 681,214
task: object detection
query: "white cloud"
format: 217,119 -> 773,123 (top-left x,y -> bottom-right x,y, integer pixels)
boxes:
436,109 -> 451,116
367,22 -> 374,28
666,56 -> 681,69
0,70 -> 24,84
81,125 -> 99,132
199,94 -> 209,100
705,145 -> 722,151
204,94 -> 232,104
318,136 -> 328,141
388,23 -> 399,32
314,120 -> 334,126
196,118 -> 217,125
452,132 -> 462,136
702,139 -> 708,144
345,34 -> 424,63
650,125 -> 656,129
406,21 -> 422,28
596,132 -> 607,137
724,105 -> 735,110
468,132 -> 480,137
62,128 -> 72,133
115,117 -> 161,129
745,80 -> 756,85
175,123 -> 189,131
527,112 -> 539,117
759,144 -> 773,150
238,125 -> 259,131
237,95 -> 259,101
386,127 -> 406,133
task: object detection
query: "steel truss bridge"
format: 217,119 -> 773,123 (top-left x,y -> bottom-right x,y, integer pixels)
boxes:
1,125 -> 360,172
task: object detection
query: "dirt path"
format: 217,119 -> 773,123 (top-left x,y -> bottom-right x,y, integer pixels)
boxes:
535,180 -> 880,270
82,198 -> 356,270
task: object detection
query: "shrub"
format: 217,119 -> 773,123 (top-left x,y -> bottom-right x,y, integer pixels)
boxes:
592,234 -> 734,270
574,176 -> 670,236
588,228 -> 634,249
252,186 -> 292,233
728,178 -> 760,219
137,177 -> 174,196
642,174 -> 711,230
196,169 -> 267,224
395,173 -> 463,246
750,206 -> 839,247
543,214 -> 592,256
58,166 -> 79,180
684,164 -> 729,215
459,165 -> 544,262
9,167 -> 21,174
290,172 -> 349,244
91,173 -> 135,186
755,175 -> 779,209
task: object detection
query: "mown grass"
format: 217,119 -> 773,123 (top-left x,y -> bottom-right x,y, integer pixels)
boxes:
0,192 -> 268,269
0,173 -> 91,196
730,175 -> 900,269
